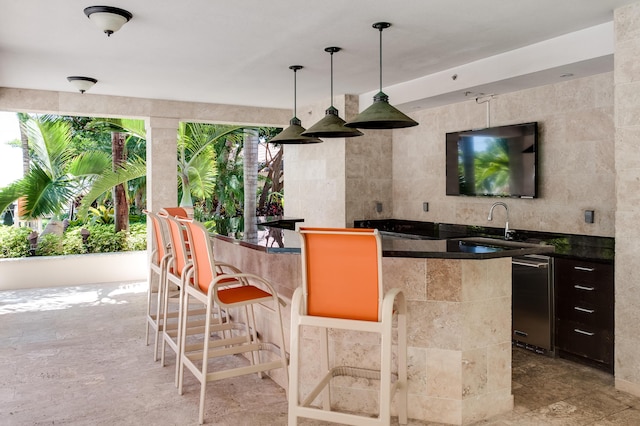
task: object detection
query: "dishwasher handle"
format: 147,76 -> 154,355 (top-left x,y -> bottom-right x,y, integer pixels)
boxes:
512,258 -> 549,268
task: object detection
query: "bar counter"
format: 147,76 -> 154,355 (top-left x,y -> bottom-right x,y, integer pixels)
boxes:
210,222 -> 553,425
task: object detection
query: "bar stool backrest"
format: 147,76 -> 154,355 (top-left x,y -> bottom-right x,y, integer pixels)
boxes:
180,219 -> 215,293
145,211 -> 168,266
159,207 -> 188,218
162,214 -> 190,278
299,227 -> 382,322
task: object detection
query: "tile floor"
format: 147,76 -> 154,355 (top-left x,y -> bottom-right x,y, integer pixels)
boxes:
1,281 -> 640,425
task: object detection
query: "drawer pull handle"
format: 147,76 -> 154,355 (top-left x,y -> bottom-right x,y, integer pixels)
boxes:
574,328 -> 595,336
574,266 -> 595,272
514,330 -> 528,337
574,306 -> 595,314
574,284 -> 595,291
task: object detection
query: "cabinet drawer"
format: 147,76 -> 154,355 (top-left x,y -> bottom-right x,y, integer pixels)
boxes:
556,297 -> 613,329
556,320 -> 613,365
555,258 -> 613,285
555,258 -> 613,304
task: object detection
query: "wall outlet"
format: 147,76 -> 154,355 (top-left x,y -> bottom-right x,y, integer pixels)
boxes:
376,202 -> 383,213
585,210 -> 594,223
423,202 -> 429,212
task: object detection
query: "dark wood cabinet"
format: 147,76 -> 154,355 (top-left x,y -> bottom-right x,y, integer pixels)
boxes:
554,257 -> 614,373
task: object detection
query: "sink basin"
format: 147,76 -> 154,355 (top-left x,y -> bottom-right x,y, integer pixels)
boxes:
455,236 -> 548,249
448,237 -> 554,254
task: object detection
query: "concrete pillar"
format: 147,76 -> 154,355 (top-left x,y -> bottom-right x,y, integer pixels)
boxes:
146,117 -> 179,211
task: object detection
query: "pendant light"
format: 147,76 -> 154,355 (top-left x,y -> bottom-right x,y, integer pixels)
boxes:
302,47 -> 363,139
345,22 -> 419,129
269,66 -> 322,144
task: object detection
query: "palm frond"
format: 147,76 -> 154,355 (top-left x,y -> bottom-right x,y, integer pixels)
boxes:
26,117 -> 74,176
186,154 -> 217,199
77,158 -> 147,218
20,165 -> 75,219
67,151 -> 112,177
86,118 -> 147,140
0,182 -> 23,215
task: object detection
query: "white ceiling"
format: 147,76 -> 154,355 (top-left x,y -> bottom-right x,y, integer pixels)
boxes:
0,1 -> 636,113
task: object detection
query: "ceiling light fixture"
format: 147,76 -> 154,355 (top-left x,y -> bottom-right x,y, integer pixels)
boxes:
67,76 -> 98,93
301,47 -> 363,139
269,66 -> 322,145
345,22 -> 419,129
84,6 -> 132,37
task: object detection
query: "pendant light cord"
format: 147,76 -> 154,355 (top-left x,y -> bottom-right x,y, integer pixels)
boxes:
378,26 -> 383,92
293,68 -> 297,117
330,50 -> 334,107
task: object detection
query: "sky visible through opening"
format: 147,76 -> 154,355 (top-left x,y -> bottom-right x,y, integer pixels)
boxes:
0,111 -> 22,187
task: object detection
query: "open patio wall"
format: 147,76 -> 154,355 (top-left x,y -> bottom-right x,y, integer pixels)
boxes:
0,251 -> 147,291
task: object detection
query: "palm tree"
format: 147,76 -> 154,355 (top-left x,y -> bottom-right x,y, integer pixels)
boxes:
0,115 -> 112,220
177,122 -> 245,209
17,113 -> 30,176
77,121 -> 247,218
243,129 -> 259,238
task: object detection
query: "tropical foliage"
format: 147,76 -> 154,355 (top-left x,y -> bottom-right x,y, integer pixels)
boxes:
0,115 -> 112,219
0,112 -> 284,257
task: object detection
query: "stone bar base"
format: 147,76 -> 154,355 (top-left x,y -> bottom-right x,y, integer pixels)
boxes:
213,238 -> 513,425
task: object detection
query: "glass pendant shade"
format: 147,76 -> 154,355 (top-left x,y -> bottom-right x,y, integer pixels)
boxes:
269,65 -> 322,144
345,22 -> 419,130
84,6 -> 133,36
302,47 -> 363,139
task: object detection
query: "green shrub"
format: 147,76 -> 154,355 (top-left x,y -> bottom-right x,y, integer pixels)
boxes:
35,233 -> 64,256
88,205 -> 115,225
0,222 -> 147,258
61,228 -> 87,255
85,224 -> 127,253
129,214 -> 146,224
0,226 -> 32,258
126,223 -> 147,251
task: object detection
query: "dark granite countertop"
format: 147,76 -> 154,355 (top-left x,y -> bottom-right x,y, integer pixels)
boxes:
354,219 -> 615,262
212,218 -> 612,261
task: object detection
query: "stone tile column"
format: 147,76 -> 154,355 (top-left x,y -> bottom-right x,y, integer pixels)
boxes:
614,2 -> 640,397
145,117 -> 179,211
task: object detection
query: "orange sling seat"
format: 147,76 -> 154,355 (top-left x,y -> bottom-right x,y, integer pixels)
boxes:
288,227 -> 408,426
177,218 -> 289,425
142,210 -> 172,362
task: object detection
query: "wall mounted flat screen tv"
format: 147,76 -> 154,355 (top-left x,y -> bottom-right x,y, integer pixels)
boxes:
446,122 -> 538,198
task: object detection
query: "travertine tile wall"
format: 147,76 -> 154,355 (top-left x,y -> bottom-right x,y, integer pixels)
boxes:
284,94 -> 393,228
392,73 -> 616,238
614,2 -> 640,398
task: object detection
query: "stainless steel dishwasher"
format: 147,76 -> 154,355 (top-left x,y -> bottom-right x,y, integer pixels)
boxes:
512,254 -> 554,355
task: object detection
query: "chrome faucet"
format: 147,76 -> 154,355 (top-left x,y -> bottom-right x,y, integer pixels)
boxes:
488,201 -> 512,240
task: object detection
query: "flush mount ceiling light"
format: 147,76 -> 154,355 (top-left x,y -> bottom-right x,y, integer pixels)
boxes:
84,6 -> 132,36
269,66 -> 323,145
67,76 -> 98,93
301,47 -> 363,139
345,22 -> 419,130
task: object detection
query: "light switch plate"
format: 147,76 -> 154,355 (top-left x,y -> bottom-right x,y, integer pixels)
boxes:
585,210 -> 594,223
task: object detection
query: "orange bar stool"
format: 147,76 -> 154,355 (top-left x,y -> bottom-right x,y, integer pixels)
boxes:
157,211 -> 209,387
288,227 -> 407,426
143,210 -> 172,361
159,206 -> 189,218
177,218 -> 289,425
